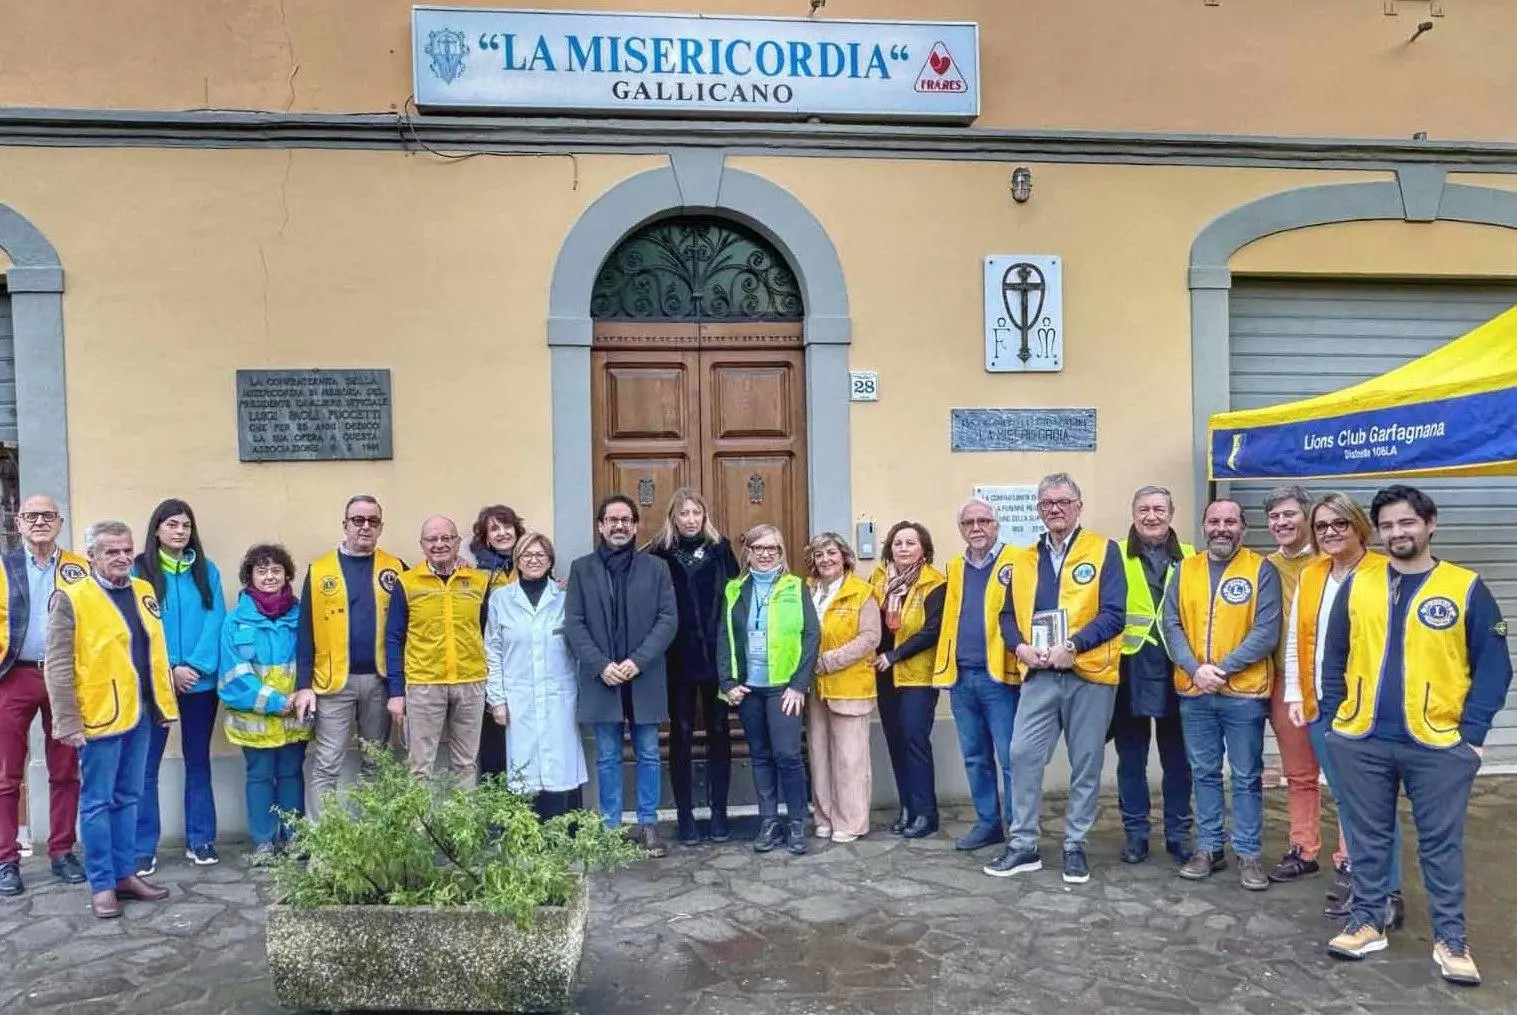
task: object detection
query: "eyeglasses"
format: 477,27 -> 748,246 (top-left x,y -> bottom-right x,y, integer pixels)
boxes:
749,544 -> 782,555
346,516 -> 382,528
602,517 -> 635,527
1312,518 -> 1353,535
19,512 -> 59,524
517,551 -> 550,563
1038,499 -> 1077,511
422,535 -> 459,545
959,517 -> 996,529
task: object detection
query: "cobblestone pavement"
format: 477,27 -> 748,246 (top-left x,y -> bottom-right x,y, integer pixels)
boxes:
2,779 -> 1515,1014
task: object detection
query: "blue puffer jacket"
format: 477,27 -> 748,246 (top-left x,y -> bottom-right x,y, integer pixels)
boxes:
131,552 -> 227,693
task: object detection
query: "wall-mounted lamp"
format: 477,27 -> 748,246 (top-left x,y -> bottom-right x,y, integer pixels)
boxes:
1010,166 -> 1033,204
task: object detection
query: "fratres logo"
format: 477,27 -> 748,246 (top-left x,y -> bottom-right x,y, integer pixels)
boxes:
320,576 -> 340,596
914,41 -> 967,94
1417,596 -> 1460,631
425,28 -> 469,84
58,562 -> 87,584
997,564 -> 1013,588
378,569 -> 399,594
1071,562 -> 1097,586
1219,577 -> 1254,605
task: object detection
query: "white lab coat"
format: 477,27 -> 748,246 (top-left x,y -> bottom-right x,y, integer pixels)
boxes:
484,581 -> 588,795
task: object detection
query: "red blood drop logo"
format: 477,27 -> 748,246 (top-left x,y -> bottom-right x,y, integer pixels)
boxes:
930,51 -> 951,75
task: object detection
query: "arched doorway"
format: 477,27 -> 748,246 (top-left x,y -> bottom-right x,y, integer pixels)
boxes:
589,215 -> 810,559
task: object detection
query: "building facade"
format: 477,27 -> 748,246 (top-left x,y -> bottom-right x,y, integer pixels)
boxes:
3,0 -> 1515,836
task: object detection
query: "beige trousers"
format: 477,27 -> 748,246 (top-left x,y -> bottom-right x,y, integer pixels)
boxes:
807,694 -> 875,837
406,681 -> 486,786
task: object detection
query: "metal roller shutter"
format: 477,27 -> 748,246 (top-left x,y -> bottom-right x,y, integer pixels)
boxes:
1228,279 -> 1517,759
0,285 -> 13,443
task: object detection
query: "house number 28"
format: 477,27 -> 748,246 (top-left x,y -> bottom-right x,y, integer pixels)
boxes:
849,371 -> 879,402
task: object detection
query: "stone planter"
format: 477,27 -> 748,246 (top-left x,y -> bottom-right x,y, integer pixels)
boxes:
266,878 -> 588,1013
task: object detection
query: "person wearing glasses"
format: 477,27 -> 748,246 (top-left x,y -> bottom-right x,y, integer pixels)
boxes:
483,532 -> 588,819
985,473 -> 1126,885
130,498 -> 227,875
718,524 -> 820,855
384,516 -> 490,784
564,495 -> 678,857
0,495 -> 89,896
1280,494 -> 1402,926
469,504 -> 527,782
293,495 -> 406,819
43,521 -> 178,919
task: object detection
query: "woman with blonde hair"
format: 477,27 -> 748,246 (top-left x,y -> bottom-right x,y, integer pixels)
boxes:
717,524 -> 820,855
1282,492 -> 1403,929
870,521 -> 948,839
805,533 -> 881,843
649,489 -> 740,844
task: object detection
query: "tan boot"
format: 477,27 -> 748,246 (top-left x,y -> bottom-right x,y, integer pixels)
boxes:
1433,941 -> 1481,985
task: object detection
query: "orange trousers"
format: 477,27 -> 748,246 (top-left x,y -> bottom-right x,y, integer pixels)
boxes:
1269,678 -> 1346,865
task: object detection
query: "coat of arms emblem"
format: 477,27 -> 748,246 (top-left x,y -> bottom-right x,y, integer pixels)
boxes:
425,28 -> 469,85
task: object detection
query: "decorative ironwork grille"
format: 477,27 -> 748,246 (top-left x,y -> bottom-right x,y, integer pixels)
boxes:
591,217 -> 804,321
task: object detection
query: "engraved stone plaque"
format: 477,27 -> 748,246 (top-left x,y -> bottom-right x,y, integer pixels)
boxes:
950,408 -> 1096,453
236,369 -> 393,462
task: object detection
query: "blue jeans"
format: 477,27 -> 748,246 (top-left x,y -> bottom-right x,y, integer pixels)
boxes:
244,743 -> 307,848
1111,710 -> 1193,848
592,722 -> 662,827
948,666 -> 1019,830
78,716 -> 152,892
136,689 -> 220,855
1307,718 -> 1401,889
1179,694 -> 1267,858
737,688 -> 808,821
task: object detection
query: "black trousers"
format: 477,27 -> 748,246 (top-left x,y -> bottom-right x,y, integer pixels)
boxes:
534,787 -> 585,821
668,681 -> 732,816
478,708 -> 507,779
877,670 -> 939,821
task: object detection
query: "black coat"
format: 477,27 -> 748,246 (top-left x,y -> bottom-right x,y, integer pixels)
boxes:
563,549 -> 679,725
650,538 -> 739,685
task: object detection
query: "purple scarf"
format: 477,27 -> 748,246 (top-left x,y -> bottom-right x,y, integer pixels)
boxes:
247,585 -> 296,619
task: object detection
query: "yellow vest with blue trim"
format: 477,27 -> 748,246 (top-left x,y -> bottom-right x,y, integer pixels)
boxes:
1172,548 -> 1273,698
0,549 -> 89,671
59,574 -> 177,740
1008,529 -> 1122,686
723,573 -> 806,687
397,564 -> 489,686
308,548 -> 405,695
1121,539 -> 1195,655
869,564 -> 948,688
813,574 -> 878,701
1333,560 -> 1477,748
933,546 -> 1018,688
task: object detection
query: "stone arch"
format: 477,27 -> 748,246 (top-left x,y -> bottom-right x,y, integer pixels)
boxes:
547,151 -> 851,561
0,203 -> 69,539
1187,168 -> 1517,512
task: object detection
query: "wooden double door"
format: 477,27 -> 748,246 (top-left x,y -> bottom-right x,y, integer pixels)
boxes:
591,323 -> 809,559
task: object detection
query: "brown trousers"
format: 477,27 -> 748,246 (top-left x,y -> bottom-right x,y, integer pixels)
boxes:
406,681 -> 487,786
807,694 -> 875,837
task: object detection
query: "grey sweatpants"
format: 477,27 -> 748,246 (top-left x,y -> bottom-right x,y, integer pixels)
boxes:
1008,671 -> 1118,853
307,672 -> 391,820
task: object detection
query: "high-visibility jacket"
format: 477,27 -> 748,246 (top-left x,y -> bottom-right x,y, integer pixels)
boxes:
1121,540 -> 1195,655
932,546 -> 1018,687
814,575 -> 879,700
1291,551 -> 1385,722
1172,548 -> 1273,698
307,549 -> 405,694
59,574 -> 177,740
722,573 -> 806,688
0,549 -> 89,674
1007,530 -> 1123,686
869,564 -> 948,688
397,564 -> 489,685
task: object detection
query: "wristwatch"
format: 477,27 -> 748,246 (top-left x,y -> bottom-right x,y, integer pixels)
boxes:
1062,639 -> 1077,654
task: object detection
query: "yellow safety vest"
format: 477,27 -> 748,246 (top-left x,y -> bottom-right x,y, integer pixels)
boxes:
868,564 -> 948,688
1333,560 -> 1477,748
1121,540 -> 1195,655
1008,529 -> 1122,686
814,575 -> 880,701
0,550 -> 89,668
1292,552 -> 1386,723
58,573 -> 177,740
307,549 -> 405,694
1172,548 -> 1273,698
932,545 -> 1018,687
397,564 -> 489,686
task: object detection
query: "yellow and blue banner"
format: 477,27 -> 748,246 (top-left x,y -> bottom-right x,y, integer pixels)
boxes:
1209,304 -> 1517,481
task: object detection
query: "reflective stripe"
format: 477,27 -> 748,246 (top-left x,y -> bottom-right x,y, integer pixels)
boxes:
253,684 -> 274,713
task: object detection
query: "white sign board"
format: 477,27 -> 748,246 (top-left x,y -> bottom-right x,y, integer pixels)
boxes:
849,370 -> 879,402
413,7 -> 980,122
984,255 -> 1063,373
973,485 -> 1046,549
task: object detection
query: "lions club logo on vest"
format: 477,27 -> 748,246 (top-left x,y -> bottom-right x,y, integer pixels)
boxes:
320,576 -> 340,595
1417,596 -> 1460,630
58,562 -> 88,584
142,595 -> 162,619
997,564 -> 1013,587
1219,577 -> 1254,605
378,569 -> 399,594
1071,562 -> 1097,585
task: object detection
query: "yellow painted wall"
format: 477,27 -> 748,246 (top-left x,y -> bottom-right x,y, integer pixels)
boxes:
1232,218 -> 1517,279
1,1 -> 1515,140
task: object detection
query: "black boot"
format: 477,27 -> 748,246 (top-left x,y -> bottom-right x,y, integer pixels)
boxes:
786,820 -> 808,855
676,810 -> 701,847
708,809 -> 731,844
1385,891 -> 1406,932
753,818 -> 785,853
890,809 -> 910,835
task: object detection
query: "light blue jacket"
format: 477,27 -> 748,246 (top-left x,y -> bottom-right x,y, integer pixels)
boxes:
218,593 -> 302,720
132,553 -> 227,693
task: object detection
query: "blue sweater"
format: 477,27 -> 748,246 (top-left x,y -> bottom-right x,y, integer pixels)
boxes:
131,555 -> 226,693
1320,568 -> 1512,746
955,552 -> 997,670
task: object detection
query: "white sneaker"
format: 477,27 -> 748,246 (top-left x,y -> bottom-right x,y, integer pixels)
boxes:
830,832 -> 859,844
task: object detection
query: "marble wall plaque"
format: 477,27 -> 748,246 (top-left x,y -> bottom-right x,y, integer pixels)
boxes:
950,408 -> 1096,452
237,369 -> 393,462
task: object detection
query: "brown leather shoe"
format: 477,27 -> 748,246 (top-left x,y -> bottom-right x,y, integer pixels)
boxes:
114,875 -> 169,902
91,889 -> 121,919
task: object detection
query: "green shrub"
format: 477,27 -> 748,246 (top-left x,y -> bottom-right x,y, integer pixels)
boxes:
270,746 -> 644,930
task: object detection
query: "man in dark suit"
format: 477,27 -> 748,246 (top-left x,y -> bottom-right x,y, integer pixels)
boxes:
564,494 -> 678,857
